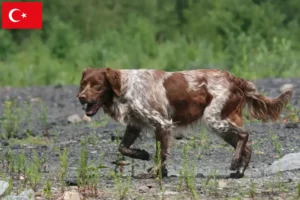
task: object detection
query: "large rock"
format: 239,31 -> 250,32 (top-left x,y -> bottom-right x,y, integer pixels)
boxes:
265,152 -> 300,174
0,181 -> 9,196
3,189 -> 35,200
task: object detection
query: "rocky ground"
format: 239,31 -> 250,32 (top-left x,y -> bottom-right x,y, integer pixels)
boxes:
0,78 -> 299,200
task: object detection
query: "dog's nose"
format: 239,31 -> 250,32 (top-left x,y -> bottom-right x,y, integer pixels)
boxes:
78,93 -> 87,102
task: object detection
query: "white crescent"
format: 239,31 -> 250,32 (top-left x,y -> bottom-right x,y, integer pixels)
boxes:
9,8 -> 20,23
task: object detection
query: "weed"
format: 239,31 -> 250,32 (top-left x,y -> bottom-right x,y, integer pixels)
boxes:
38,100 -> 49,136
26,150 -> 42,191
269,130 -> 281,158
16,150 -> 26,174
43,178 -> 52,199
58,147 -> 70,192
1,101 -> 21,139
23,101 -> 33,135
199,129 -> 210,151
86,161 -> 100,197
9,136 -> 48,146
77,139 -> 88,188
111,170 -> 131,200
6,177 -> 13,196
5,148 -> 15,174
177,169 -> 183,191
181,143 -> 198,199
203,170 -> 219,197
249,179 -> 255,199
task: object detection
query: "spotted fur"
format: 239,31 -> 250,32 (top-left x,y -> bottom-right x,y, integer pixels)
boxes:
77,67 -> 294,178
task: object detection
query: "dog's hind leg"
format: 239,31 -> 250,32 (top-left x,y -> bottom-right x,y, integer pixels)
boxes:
118,125 -> 150,161
203,96 -> 251,178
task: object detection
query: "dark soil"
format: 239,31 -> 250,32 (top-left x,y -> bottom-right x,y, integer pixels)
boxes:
0,78 -> 300,200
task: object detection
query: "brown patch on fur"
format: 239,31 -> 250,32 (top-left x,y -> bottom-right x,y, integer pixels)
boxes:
229,112 -> 244,127
227,73 -> 294,122
105,68 -> 122,96
163,73 -> 212,126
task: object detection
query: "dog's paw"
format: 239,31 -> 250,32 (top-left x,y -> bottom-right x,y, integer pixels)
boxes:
229,171 -> 244,179
137,149 -> 150,161
230,157 -> 242,171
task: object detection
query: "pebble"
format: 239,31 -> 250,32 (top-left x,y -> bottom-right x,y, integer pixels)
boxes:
67,114 -> 82,124
82,114 -> 92,122
63,191 -> 82,200
138,185 -> 149,193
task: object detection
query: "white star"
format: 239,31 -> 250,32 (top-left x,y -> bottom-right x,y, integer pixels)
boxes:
21,13 -> 26,18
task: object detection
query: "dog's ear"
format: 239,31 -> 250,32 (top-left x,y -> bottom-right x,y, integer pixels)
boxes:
82,67 -> 92,76
105,68 -> 122,97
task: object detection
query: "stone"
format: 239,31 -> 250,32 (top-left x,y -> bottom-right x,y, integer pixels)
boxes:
284,122 -> 299,129
67,114 -> 82,124
138,185 -> 149,193
280,83 -> 294,93
63,191 -> 82,200
0,180 -> 9,196
265,152 -> 300,174
82,114 -> 92,122
218,180 -> 227,189
196,173 -> 205,178
160,190 -> 179,195
19,189 -> 35,200
3,189 -> 35,200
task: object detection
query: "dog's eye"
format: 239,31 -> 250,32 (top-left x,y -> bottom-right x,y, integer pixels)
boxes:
94,85 -> 102,89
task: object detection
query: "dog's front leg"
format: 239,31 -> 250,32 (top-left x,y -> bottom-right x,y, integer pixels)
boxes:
147,127 -> 170,178
118,125 -> 150,161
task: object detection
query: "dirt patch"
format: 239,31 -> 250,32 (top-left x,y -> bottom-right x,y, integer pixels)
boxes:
0,78 -> 299,199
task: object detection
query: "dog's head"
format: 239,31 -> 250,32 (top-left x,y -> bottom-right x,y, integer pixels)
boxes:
77,67 -> 121,117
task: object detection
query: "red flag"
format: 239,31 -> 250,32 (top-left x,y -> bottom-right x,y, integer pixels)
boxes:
2,2 -> 42,29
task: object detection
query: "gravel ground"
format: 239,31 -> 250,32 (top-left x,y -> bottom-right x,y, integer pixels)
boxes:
0,78 -> 299,200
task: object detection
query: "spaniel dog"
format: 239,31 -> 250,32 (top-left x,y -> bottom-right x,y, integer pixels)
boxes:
77,67 -> 293,178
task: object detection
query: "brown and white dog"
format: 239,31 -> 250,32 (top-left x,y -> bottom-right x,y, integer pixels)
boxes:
77,67 -> 293,178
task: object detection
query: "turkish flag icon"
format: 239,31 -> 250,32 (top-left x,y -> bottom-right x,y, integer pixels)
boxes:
2,2 -> 42,29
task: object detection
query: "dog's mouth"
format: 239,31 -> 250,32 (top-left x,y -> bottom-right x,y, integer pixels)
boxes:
82,100 -> 102,117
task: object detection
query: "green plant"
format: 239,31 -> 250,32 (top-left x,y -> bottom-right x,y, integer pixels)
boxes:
16,150 -> 26,174
5,148 -> 15,174
181,144 -> 198,199
1,101 -> 21,139
249,179 -> 255,199
111,170 -> 131,200
23,101 -> 33,135
26,150 -> 42,191
86,161 -> 100,197
77,139 -> 88,188
203,170 -> 219,197
43,179 -> 52,200
269,130 -> 282,158
38,100 -> 49,135
58,147 -> 70,192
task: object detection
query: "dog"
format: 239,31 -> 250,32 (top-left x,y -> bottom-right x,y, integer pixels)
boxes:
77,67 -> 293,178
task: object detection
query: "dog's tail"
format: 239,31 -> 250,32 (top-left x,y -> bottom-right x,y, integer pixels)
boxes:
239,80 -> 294,122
